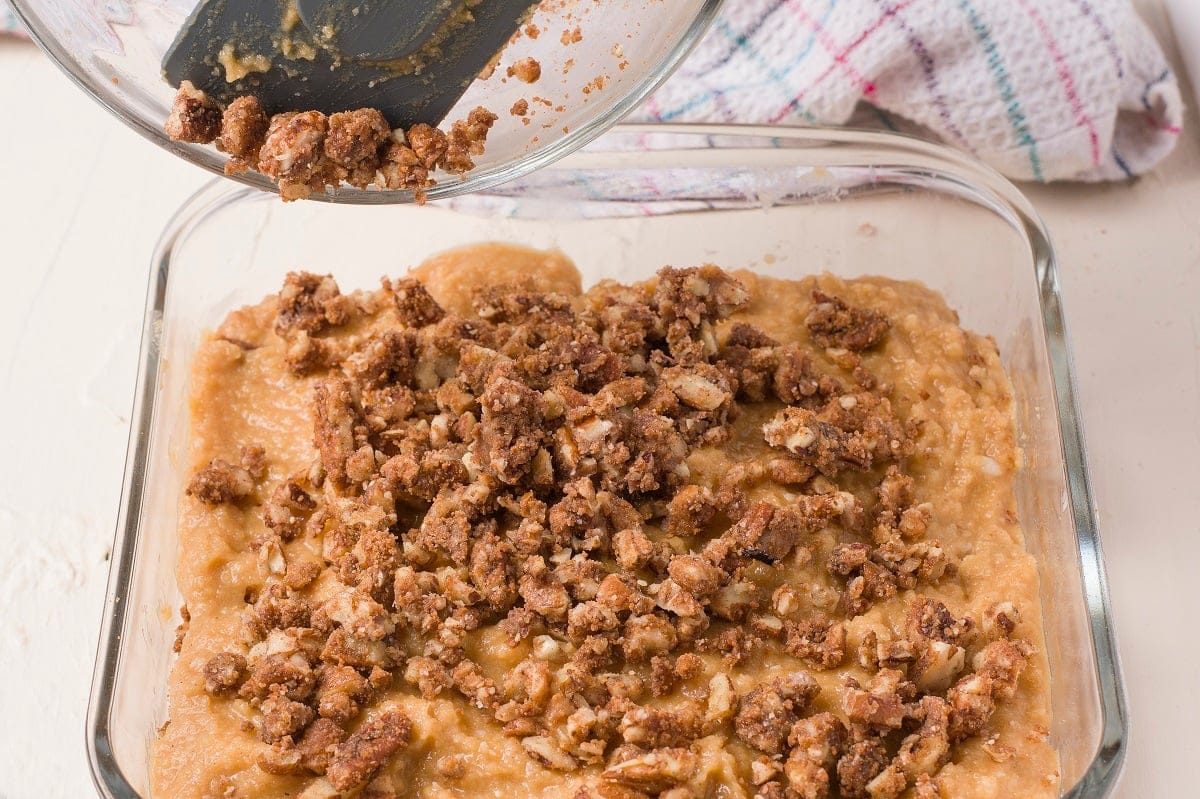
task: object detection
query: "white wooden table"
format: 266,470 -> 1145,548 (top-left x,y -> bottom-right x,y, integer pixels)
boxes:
1,1 -> 1196,796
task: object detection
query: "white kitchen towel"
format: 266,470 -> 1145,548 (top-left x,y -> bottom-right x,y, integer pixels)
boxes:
636,0 -> 1183,181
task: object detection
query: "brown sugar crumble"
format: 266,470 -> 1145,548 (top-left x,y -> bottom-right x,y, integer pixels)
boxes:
164,82 -> 496,202
507,57 -> 543,84
159,249 -> 1055,799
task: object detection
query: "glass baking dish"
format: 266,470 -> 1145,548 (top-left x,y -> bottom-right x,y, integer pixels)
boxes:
86,125 -> 1127,798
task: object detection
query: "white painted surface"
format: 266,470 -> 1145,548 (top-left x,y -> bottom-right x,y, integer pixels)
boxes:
0,1 -> 1197,796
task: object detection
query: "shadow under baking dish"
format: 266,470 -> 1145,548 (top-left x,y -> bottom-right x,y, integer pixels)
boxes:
86,124 -> 1127,799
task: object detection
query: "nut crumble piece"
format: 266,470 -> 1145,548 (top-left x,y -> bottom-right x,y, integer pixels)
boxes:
325,707 -> 413,791
165,81 -> 221,143
217,95 -> 270,173
164,85 -> 498,201
508,57 -> 542,83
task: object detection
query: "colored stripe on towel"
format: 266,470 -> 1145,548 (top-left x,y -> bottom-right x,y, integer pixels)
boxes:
873,0 -> 973,151
770,0 -> 918,124
655,0 -> 837,123
956,0 -> 1044,181
1015,0 -> 1101,167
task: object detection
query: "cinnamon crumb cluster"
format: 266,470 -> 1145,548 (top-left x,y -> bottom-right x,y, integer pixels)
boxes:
164,82 -> 497,202
183,267 -> 1036,798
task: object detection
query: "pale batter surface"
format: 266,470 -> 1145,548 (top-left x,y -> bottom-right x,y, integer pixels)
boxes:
154,245 -> 1057,799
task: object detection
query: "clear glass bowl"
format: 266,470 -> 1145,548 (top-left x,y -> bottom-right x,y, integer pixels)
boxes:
87,125 -> 1127,797
8,0 -> 721,203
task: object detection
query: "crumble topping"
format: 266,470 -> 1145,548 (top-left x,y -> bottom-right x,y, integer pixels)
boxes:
165,84 -> 496,202
173,264 -> 1045,798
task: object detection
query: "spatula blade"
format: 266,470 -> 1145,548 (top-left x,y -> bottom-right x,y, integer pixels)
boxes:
162,0 -> 539,129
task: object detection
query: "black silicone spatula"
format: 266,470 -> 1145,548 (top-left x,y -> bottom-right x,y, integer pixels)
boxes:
162,0 -> 538,129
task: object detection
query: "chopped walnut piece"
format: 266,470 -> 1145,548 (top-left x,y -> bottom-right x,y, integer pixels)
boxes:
567,600 -> 621,644
947,638 -> 1033,742
452,659 -> 500,710
836,739 -> 890,799
258,111 -> 333,201
276,272 -> 354,337
603,747 -> 698,793
258,738 -> 307,776
264,479 -> 316,541
444,106 -> 498,173
312,377 -> 360,491
404,656 -> 451,699
910,639 -> 967,694
478,375 -> 547,484
405,123 -> 449,169
662,364 -> 732,412
666,553 -> 723,598
903,597 -> 973,692
864,764 -> 907,799
522,735 -> 578,771
346,330 -> 418,390
654,266 -> 749,328
654,578 -> 705,620
325,707 -> 412,791
663,485 -> 717,538
612,527 -> 654,570
982,601 -> 1021,640
519,556 -> 571,621
785,617 -> 846,670
839,669 -> 913,731
805,291 -> 890,351
202,652 -> 248,695
242,584 -> 312,641
316,665 -> 372,723
913,774 -> 941,799
622,613 -> 679,662
321,629 -> 392,670
387,276 -> 445,327
325,109 -> 390,188
297,717 -> 348,774
186,457 -> 257,504
469,532 -> 518,611
165,81 -> 221,143
784,712 -> 847,799
258,690 -> 316,744
239,650 -> 316,704
619,703 -> 703,748
896,696 -> 952,780
734,674 -> 819,754
762,392 -> 909,478
218,95 -> 270,173
285,330 -> 338,375
376,139 -> 430,197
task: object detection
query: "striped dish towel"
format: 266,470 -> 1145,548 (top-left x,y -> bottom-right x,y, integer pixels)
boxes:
638,0 -> 1183,181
